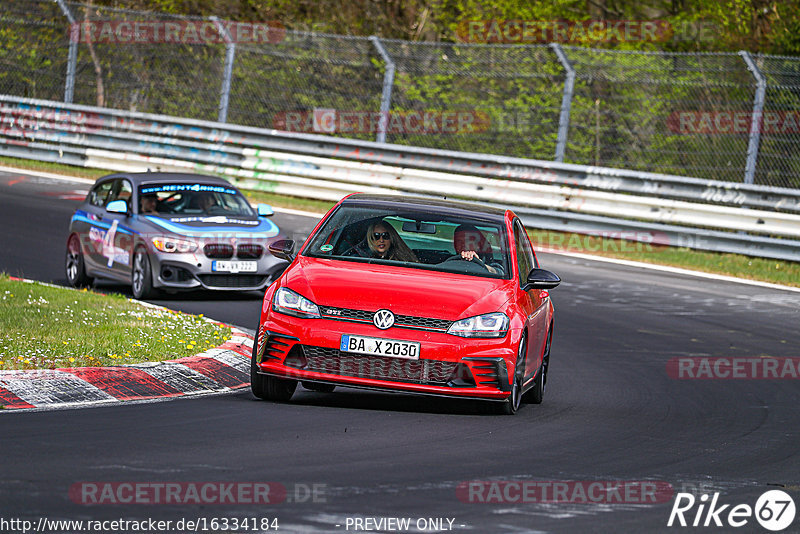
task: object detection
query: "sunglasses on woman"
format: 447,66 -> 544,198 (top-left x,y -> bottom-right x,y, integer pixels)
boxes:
372,232 -> 391,240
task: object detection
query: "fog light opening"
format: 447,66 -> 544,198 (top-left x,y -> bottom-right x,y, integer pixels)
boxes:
447,363 -> 476,387
283,346 -> 308,369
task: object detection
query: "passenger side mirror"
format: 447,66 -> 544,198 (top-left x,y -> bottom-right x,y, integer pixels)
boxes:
268,239 -> 295,262
522,268 -> 561,291
106,200 -> 129,215
257,204 -> 274,217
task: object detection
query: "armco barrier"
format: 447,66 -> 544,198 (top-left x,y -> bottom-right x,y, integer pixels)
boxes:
1,94 -> 799,261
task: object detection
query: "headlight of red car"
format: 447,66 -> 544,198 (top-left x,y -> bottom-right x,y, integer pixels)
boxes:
447,312 -> 509,338
272,287 -> 321,319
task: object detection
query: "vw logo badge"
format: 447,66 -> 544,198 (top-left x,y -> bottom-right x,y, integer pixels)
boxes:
373,309 -> 395,330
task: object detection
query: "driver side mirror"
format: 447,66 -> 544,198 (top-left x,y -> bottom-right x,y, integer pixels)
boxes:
268,239 -> 296,262
522,268 -> 561,291
257,204 -> 274,217
106,199 -> 129,216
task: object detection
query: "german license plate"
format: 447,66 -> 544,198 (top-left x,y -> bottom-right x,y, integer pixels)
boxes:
212,260 -> 257,273
340,335 -> 420,360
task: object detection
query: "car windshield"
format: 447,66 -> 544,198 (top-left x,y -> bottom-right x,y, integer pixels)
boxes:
304,204 -> 510,278
138,183 -> 254,217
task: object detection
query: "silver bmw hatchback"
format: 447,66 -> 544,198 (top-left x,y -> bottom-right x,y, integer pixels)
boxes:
65,172 -> 288,298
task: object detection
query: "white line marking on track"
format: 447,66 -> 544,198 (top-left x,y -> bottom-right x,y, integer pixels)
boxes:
0,165 -> 96,185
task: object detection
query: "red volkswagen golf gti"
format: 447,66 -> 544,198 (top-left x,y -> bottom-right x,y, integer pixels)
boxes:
251,194 -> 560,414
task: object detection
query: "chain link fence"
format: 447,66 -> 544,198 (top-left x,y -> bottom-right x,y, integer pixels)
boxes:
2,0 -> 800,188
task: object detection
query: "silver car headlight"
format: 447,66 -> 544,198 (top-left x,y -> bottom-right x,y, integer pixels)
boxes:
151,236 -> 198,253
272,287 -> 321,319
447,312 -> 509,338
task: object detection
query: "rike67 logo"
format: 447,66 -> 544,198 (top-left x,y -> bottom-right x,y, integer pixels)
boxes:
668,490 -> 796,531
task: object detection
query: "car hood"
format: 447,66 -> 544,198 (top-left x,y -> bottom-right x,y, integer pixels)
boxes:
284,257 -> 515,320
141,215 -> 280,239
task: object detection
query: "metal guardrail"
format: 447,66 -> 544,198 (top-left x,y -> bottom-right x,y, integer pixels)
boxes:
1,94 -> 799,261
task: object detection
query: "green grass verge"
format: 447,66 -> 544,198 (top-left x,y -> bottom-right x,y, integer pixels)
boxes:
0,156 -> 110,180
529,230 -> 800,287
242,189 -> 336,214
2,156 -> 798,287
0,274 -> 234,371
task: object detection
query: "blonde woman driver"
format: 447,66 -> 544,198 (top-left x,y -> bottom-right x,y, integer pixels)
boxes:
366,222 -> 418,262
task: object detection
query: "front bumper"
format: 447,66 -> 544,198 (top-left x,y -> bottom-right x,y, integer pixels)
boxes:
255,311 -> 519,400
149,251 -> 287,291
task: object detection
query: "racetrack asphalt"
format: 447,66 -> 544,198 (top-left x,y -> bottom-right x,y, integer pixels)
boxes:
2,167 -> 800,533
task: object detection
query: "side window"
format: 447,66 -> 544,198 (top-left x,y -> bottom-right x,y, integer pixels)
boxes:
89,181 -> 114,207
520,222 -> 538,269
108,179 -> 132,205
514,221 -> 536,286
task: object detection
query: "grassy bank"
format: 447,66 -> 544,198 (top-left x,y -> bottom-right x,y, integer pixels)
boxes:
0,275 -> 233,371
2,156 -> 798,288
528,230 -> 800,288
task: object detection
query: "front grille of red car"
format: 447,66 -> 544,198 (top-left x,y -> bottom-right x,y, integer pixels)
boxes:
319,306 -> 452,332
293,346 -> 458,385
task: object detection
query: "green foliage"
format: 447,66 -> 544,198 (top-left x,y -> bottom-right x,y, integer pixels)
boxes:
58,0 -> 800,54
3,0 -> 800,186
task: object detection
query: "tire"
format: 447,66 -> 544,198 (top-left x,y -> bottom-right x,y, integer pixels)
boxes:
250,329 -> 297,402
497,335 -> 526,415
131,246 -> 155,299
523,328 -> 551,405
65,234 -> 93,288
302,381 -> 336,393
250,329 -> 269,400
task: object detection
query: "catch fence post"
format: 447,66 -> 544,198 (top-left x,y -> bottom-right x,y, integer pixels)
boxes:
211,16 -> 236,123
55,0 -> 78,104
739,50 -> 766,185
370,36 -> 396,144
550,43 -> 575,163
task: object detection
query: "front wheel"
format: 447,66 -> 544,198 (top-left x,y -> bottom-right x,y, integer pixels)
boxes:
497,335 -> 526,415
250,329 -> 297,402
65,234 -> 93,288
523,328 -> 551,405
131,247 -> 155,299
